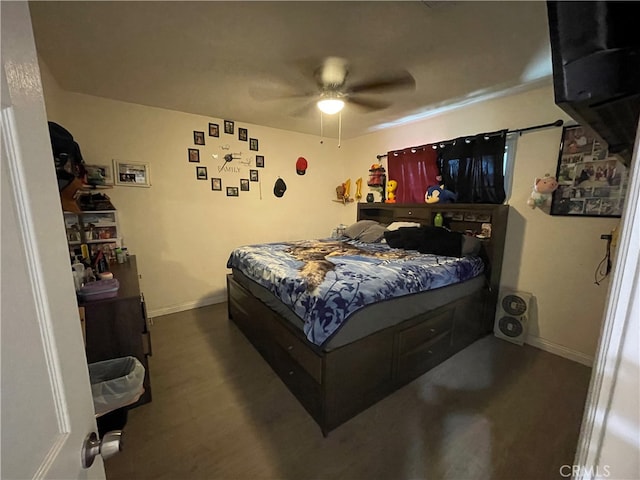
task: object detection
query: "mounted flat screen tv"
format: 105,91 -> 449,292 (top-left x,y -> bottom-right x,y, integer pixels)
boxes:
547,1 -> 640,165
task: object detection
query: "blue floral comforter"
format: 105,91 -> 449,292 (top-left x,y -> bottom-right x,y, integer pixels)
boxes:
227,239 -> 484,346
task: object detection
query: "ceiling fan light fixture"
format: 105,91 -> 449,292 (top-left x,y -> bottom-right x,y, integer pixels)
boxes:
317,98 -> 345,115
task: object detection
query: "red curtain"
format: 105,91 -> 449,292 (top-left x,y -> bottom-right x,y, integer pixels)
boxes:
387,146 -> 440,203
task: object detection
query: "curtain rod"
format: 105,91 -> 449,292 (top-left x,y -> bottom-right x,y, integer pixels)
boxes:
376,119 -> 564,160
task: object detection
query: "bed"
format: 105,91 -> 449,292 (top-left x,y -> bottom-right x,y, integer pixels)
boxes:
226,203 -> 509,435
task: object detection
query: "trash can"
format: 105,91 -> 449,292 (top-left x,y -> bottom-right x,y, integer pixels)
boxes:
88,356 -> 145,436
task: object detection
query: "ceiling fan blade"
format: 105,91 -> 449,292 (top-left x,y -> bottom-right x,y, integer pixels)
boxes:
316,56 -> 349,88
346,71 -> 416,94
346,96 -> 392,112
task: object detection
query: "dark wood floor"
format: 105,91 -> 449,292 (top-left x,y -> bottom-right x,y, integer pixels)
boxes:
105,303 -> 591,480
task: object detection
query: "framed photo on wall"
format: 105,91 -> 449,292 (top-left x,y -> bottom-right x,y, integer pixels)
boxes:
240,179 -> 249,191
224,120 -> 234,135
196,166 -> 208,180
550,125 -> 628,217
85,164 -> 114,186
209,123 -> 219,137
255,155 -> 264,168
194,131 -> 205,145
188,148 -> 200,163
226,186 -> 239,197
211,178 -> 222,191
114,160 -> 150,187
249,138 -> 259,151
250,169 -> 259,182
238,128 -> 248,141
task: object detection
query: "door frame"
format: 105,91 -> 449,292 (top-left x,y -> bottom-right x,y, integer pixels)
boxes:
573,125 -> 640,477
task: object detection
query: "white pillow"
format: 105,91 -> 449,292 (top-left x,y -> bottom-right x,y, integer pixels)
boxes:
386,221 -> 422,231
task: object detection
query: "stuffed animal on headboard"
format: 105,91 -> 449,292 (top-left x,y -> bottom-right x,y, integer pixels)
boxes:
425,184 -> 457,204
527,174 -> 558,209
385,179 -> 398,203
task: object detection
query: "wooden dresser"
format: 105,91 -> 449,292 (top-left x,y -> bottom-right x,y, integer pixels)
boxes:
80,256 -> 152,407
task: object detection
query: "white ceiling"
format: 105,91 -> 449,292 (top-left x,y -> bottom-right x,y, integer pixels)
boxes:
29,1 -> 553,139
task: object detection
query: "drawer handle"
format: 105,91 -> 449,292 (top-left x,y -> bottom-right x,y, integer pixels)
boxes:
408,211 -> 413,215
288,370 -> 294,376
287,345 -> 293,351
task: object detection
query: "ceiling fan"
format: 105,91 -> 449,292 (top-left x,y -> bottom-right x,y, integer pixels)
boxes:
252,56 -> 416,116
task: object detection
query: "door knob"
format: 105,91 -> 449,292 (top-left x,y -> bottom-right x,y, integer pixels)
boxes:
81,430 -> 123,468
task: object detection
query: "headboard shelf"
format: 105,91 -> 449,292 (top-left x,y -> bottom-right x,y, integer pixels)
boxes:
357,202 -> 510,321
358,202 -> 502,229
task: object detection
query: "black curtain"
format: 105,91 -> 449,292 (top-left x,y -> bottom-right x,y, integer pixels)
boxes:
437,131 -> 507,204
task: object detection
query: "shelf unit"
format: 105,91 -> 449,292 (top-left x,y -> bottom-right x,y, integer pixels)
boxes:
64,210 -> 121,261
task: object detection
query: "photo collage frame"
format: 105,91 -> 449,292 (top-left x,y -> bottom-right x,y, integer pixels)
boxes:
550,125 -> 628,217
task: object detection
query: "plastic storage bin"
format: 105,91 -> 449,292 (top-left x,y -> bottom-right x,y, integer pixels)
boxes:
88,356 -> 145,417
78,278 -> 120,302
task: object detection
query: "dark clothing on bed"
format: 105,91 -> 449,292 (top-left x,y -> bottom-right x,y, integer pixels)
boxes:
384,226 -> 463,257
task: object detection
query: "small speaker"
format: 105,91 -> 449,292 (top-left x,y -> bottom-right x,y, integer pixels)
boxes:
494,290 -> 532,345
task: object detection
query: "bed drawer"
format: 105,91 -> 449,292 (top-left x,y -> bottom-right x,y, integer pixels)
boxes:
228,275 -> 322,383
268,341 -> 322,420
396,330 -> 453,384
264,311 -> 323,383
397,308 -> 454,354
228,278 -> 322,421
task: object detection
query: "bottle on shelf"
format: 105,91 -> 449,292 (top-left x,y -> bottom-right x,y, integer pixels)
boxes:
434,212 -> 444,227
93,249 -> 110,274
80,243 -> 90,263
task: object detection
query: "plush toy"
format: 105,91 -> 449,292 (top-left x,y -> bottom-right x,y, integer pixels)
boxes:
425,184 -> 457,204
527,174 -> 558,209
385,179 -> 398,203
335,178 -> 354,204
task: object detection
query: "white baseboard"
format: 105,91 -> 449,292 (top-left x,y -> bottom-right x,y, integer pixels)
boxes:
525,335 -> 594,367
147,294 -> 226,318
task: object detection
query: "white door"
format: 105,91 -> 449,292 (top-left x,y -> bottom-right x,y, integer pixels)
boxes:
1,3 -> 105,479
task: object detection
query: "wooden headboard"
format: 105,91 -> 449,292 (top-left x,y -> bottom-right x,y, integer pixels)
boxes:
357,202 -> 509,319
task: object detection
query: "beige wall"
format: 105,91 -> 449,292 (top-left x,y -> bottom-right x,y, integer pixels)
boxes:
38,58 -> 66,122
41,79 -> 347,315
41,64 -> 614,362
340,84 -> 617,363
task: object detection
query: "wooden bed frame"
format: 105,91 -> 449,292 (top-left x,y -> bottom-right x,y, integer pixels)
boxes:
227,203 -> 509,435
